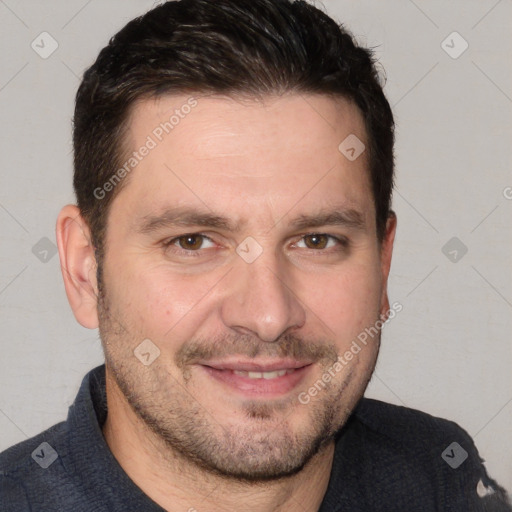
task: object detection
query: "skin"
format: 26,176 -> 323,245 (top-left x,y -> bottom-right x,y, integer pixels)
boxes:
56,93 -> 396,512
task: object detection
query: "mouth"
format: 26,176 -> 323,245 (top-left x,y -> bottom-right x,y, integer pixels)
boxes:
198,359 -> 314,398
232,368 -> 296,379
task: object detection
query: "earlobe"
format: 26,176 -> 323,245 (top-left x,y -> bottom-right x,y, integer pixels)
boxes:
379,212 -> 397,318
56,205 -> 99,329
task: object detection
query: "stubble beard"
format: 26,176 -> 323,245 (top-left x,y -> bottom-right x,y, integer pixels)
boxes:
96,269 -> 380,482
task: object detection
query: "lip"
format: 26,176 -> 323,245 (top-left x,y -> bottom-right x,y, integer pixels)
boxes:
199,358 -> 314,372
198,359 -> 314,398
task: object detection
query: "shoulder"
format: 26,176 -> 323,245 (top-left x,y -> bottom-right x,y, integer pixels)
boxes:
355,397 -> 473,448
352,397 -> 479,484
0,420 -> 67,472
0,421 -> 69,511
350,397 -> 511,510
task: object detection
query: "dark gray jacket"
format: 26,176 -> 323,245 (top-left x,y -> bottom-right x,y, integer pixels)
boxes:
1,365 -> 510,511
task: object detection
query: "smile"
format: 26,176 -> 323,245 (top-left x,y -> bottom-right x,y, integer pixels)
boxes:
232,369 -> 296,379
198,360 -> 313,398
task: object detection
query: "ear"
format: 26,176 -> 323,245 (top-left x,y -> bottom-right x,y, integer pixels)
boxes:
56,205 -> 99,329
378,212 -> 397,319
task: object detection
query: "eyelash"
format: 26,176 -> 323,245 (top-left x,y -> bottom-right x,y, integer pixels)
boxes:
162,233 -> 349,257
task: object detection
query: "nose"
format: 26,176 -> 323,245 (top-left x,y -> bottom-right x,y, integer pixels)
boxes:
220,251 -> 306,342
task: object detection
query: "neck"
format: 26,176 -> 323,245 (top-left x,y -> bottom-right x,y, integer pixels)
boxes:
102,368 -> 335,512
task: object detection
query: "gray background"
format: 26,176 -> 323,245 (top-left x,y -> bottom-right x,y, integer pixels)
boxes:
1,0 -> 511,492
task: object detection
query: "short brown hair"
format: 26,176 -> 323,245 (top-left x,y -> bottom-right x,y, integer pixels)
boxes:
73,0 -> 395,263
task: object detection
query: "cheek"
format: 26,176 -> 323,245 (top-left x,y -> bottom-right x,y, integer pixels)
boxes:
123,265 -> 222,339
299,261 -> 382,338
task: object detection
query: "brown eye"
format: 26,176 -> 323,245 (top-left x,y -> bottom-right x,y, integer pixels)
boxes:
177,235 -> 204,250
303,234 -> 329,249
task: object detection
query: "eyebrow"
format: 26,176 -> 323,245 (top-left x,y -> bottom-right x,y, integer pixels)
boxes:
287,209 -> 366,231
135,206 -> 367,235
136,207 -> 239,234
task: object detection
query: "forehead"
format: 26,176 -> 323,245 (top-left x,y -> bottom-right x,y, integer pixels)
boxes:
127,92 -> 366,159
112,93 -> 373,229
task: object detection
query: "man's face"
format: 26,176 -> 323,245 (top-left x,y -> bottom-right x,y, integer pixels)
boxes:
97,93 -> 394,480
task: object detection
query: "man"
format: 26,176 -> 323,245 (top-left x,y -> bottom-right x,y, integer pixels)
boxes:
0,0 -> 510,510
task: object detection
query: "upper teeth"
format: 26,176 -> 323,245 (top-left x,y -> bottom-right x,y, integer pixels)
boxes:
233,369 -> 294,379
